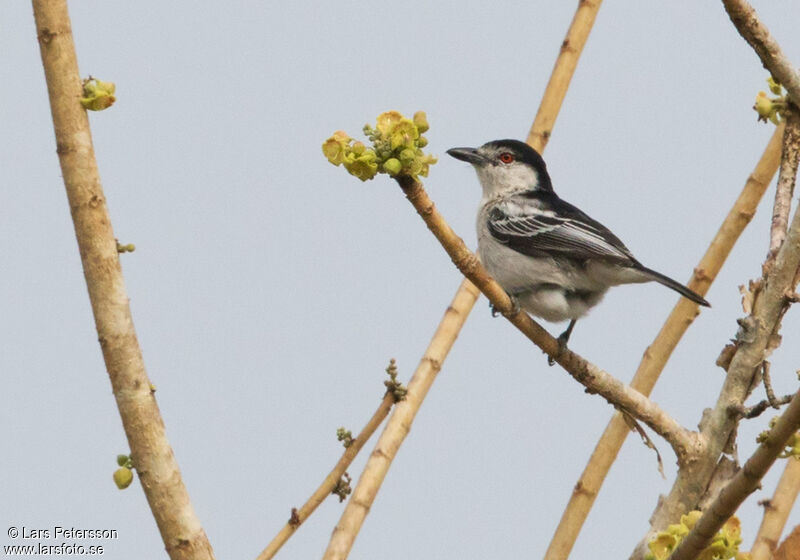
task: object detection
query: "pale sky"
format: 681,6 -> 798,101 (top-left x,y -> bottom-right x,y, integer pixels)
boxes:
2,2 -> 800,559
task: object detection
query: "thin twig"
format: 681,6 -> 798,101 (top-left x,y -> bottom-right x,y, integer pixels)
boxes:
395,175 -> 698,459
320,4 -> 603,559
256,392 -> 395,560
670,389 -> 800,560
721,0 -> 800,105
750,458 -> 800,560
766,109 -> 800,271
544,122 -> 784,560
762,360 -> 780,408
742,394 -> 795,419
31,2 -> 213,559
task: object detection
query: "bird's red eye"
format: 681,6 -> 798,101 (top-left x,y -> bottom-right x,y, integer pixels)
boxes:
499,152 -> 514,164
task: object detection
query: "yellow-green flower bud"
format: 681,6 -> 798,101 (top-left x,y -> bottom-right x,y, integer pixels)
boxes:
417,135 -> 428,148
352,141 -> 366,156
383,158 -> 402,176
344,152 -> 378,181
389,119 -> 419,150
399,148 -> 416,165
322,131 -> 351,166
413,111 -> 429,133
116,454 -> 130,467
113,467 -> 133,489
376,111 -> 404,135
754,92 -> 773,120
80,77 -> 116,111
768,76 -> 783,95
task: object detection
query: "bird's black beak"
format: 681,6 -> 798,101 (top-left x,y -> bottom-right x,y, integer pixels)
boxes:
446,147 -> 488,166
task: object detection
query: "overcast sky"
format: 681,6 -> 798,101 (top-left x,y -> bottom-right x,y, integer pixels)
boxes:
2,1 -> 800,559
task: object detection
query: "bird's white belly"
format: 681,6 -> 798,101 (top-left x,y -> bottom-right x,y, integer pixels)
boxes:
477,234 -> 609,322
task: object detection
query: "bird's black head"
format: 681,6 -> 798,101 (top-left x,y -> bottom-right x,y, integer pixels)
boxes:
447,139 -> 553,195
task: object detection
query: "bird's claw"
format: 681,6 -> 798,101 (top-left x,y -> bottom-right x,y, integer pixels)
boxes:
490,294 -> 521,318
547,332 -> 570,366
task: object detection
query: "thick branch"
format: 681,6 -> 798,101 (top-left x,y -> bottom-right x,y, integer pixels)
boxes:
544,123 -> 784,560
641,144 -> 800,553
721,0 -> 800,105
396,175 -> 698,460
256,392 -> 395,560
670,390 -> 800,560
32,2 -> 213,559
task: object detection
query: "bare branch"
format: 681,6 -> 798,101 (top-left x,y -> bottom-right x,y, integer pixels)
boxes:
526,0 -> 603,151
670,389 -> 800,560
31,2 -> 213,558
256,391 -> 395,560
751,458 -> 800,560
545,121 -> 784,560
721,0 -> 800,105
767,110 -> 800,270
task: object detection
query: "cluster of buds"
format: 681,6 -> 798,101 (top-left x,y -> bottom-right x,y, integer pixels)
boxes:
645,511 -> 746,560
754,76 -> 787,125
322,111 -> 437,181
80,77 -> 116,111
757,416 -> 800,458
113,454 -> 134,490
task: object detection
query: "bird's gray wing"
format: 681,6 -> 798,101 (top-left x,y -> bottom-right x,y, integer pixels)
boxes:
487,197 -> 637,263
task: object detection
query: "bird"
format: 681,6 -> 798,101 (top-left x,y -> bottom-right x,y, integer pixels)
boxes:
447,139 -> 709,362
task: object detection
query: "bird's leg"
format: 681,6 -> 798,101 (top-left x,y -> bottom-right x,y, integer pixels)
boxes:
548,319 -> 577,366
490,292 -> 521,318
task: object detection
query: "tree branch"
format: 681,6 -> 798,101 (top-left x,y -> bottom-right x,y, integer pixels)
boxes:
395,174 -> 699,460
670,389 -> 800,560
256,392 -> 395,560
721,0 -> 800,105
544,122 -> 785,560
767,109 -> 800,271
31,1 -> 213,559
320,4 -> 603,558
750,458 -> 800,560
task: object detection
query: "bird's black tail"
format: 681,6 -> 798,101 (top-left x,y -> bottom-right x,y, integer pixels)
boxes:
639,266 -> 710,307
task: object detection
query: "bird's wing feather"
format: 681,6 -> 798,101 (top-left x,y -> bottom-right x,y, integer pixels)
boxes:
487,195 -> 638,263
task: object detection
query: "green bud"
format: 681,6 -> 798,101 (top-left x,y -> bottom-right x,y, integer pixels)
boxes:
116,454 -> 130,467
754,91 -> 773,121
768,76 -> 783,95
383,158 -> 402,176
413,111 -> 429,133
417,135 -> 428,148
80,77 -> 116,111
399,149 -> 416,165
343,152 -> 378,181
113,467 -> 133,489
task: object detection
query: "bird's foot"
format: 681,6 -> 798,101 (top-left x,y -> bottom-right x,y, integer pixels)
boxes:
490,294 -> 521,318
547,319 -> 577,367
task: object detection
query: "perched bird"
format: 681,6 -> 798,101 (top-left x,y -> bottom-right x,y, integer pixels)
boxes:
447,139 -> 709,359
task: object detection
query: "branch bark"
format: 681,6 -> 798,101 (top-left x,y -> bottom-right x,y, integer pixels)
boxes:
320,3 -> 603,558
544,122 -> 784,560
767,110 -> 800,270
32,2 -> 213,559
721,0 -> 800,105
670,389 -> 800,560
